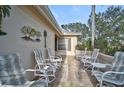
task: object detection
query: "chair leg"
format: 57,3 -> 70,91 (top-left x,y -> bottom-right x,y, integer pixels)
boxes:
100,80 -> 103,87
96,81 -> 103,87
83,64 -> 93,71
45,75 -> 49,87
47,75 -> 56,83
96,83 -> 100,87
46,68 -> 56,83
91,66 -> 95,76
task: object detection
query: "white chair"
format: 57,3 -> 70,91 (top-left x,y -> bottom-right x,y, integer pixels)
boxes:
91,62 -> 112,74
0,53 -> 47,87
81,49 -> 100,70
47,48 -> 62,69
92,52 -> 124,87
33,49 -> 56,84
76,48 -> 87,60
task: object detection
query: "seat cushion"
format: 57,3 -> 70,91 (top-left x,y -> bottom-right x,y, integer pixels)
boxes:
0,53 -> 27,86
93,70 -> 123,85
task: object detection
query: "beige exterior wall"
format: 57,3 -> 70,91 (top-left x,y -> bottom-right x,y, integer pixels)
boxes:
57,36 -> 78,56
0,6 -> 55,80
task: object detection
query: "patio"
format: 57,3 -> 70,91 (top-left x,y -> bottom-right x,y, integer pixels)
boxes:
49,55 -> 97,87
0,5 -> 124,87
49,50 -> 119,87
0,50 -> 124,87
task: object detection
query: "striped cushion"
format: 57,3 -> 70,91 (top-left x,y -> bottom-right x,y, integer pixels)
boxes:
112,52 -> 124,81
0,53 -> 27,86
93,52 -> 124,86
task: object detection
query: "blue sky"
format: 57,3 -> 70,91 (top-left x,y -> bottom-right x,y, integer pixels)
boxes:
49,5 -> 124,26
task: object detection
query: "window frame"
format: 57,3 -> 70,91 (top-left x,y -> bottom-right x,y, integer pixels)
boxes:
57,38 -> 71,51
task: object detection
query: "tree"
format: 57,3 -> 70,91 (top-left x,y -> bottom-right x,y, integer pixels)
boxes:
62,6 -> 124,55
76,5 -> 124,54
61,22 -> 90,43
0,5 -> 11,35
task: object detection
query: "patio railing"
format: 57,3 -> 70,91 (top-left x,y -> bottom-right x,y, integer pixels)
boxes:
98,53 -> 114,64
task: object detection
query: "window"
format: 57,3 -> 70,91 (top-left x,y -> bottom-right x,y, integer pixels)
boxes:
58,38 -> 71,51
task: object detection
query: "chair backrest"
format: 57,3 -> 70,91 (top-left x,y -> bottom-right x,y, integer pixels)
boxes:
82,48 -> 87,57
111,52 -> 124,82
91,49 -> 100,63
47,48 -> 53,59
33,49 -> 45,69
0,53 -> 27,86
112,52 -> 124,71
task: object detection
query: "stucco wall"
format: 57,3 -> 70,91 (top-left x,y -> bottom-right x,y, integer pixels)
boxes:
0,6 -> 55,80
57,36 -> 77,56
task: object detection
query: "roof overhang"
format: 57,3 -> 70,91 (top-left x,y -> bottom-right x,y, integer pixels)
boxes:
34,5 -> 63,37
62,32 -> 81,37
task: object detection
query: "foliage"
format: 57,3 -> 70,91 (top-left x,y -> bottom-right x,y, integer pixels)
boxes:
61,22 -> 90,43
94,37 -> 108,53
0,5 -> 11,35
76,44 -> 85,50
62,6 -> 124,56
76,38 -> 92,51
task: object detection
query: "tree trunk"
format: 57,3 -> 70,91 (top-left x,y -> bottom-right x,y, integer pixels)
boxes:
91,5 -> 95,49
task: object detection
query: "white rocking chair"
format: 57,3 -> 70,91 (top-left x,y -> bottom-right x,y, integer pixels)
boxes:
0,53 -> 47,87
76,48 -> 87,60
47,48 -> 63,69
81,49 -> 100,71
33,49 -> 56,84
92,52 -> 124,87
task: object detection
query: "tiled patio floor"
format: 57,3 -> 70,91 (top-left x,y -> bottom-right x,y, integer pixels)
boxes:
49,56 -> 97,87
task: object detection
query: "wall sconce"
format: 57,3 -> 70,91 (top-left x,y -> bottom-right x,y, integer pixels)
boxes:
44,30 -> 47,48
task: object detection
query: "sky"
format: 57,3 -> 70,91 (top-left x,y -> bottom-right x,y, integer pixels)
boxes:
49,5 -> 124,26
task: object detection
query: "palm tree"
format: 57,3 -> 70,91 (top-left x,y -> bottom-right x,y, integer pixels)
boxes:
0,5 -> 11,35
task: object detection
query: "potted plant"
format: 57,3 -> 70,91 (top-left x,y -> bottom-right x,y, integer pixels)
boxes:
0,5 -> 11,35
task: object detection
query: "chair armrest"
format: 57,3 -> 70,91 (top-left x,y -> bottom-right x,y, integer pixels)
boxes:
98,71 -> 124,86
25,69 -> 40,72
102,71 -> 124,80
105,64 -> 112,67
25,67 -> 49,73
49,55 -> 62,60
45,58 -> 56,63
44,58 -> 53,61
36,63 -> 55,71
25,69 -> 42,73
55,55 -> 62,58
45,58 -> 61,63
36,61 -> 53,67
92,63 -> 112,69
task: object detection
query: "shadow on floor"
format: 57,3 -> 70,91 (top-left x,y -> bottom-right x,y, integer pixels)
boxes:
49,56 -> 66,87
49,56 -> 98,87
78,59 -> 98,87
